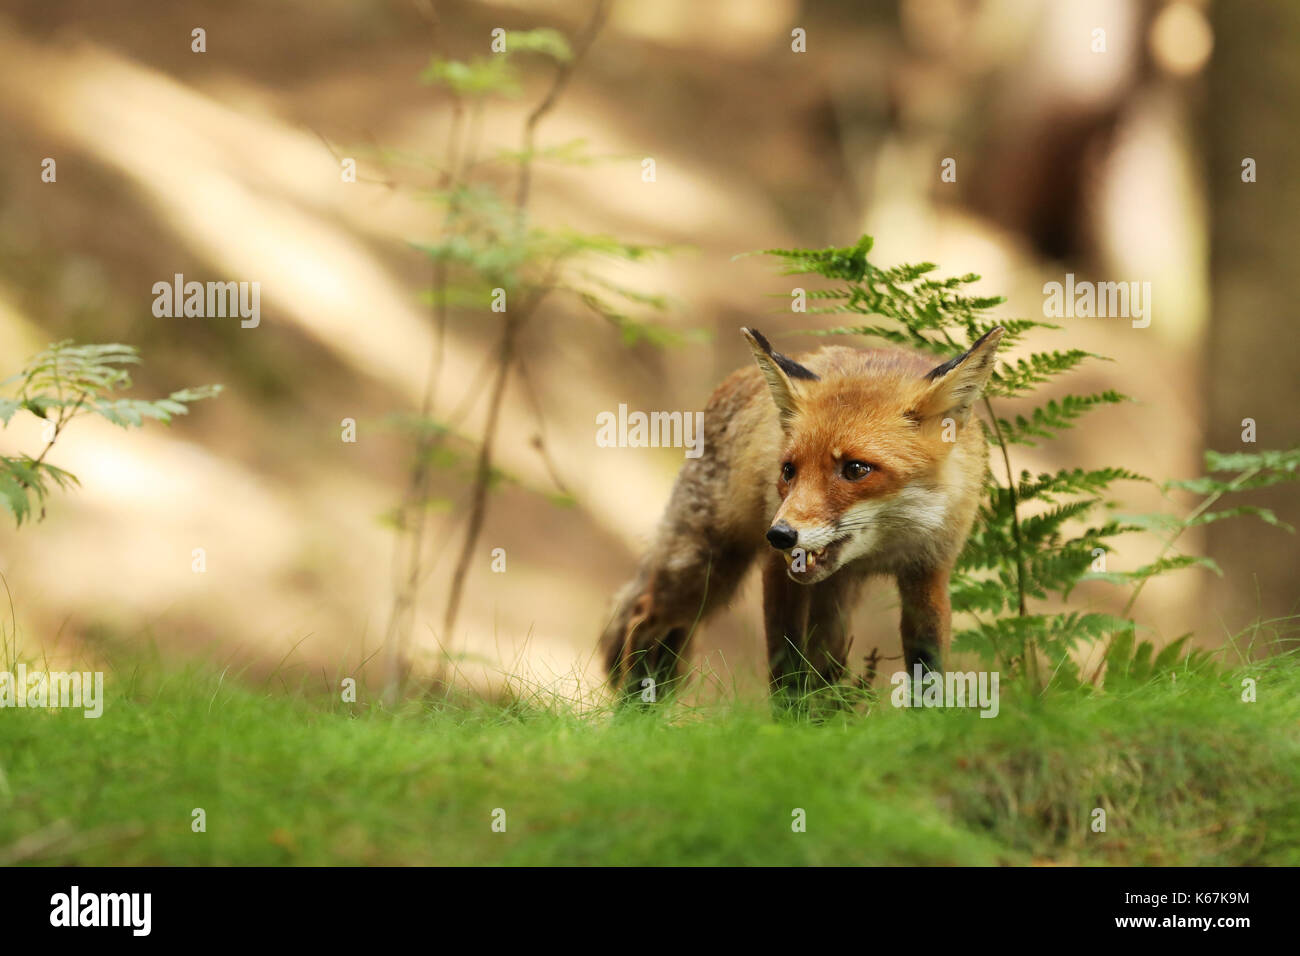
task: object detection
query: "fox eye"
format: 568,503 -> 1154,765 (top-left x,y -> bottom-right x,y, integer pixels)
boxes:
780,462 -> 795,482
842,460 -> 873,481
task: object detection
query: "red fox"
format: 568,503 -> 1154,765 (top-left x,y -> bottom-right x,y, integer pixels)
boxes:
599,325 -> 1004,701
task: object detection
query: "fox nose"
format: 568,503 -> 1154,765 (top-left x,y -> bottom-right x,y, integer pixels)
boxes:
766,522 -> 798,550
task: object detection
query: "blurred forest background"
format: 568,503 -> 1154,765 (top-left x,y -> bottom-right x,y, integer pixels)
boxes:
0,0 -> 1295,697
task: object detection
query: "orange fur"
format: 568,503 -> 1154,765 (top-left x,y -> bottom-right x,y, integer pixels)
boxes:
599,327 -> 1003,702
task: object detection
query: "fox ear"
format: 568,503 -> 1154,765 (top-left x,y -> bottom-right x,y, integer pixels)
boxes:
742,327 -> 818,426
915,326 -> 1004,424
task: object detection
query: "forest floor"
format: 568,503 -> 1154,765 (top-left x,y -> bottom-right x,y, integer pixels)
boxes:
2,649 -> 1297,865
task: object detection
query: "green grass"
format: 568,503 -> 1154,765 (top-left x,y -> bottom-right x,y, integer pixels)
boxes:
1,653 -> 1299,865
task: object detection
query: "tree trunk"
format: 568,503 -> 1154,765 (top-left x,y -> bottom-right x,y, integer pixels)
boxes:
1206,2 -> 1300,640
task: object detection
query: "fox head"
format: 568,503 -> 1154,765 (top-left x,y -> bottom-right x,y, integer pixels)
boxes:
742,326 -> 1004,583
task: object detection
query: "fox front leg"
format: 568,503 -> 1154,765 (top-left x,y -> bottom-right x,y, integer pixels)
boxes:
896,565 -> 951,675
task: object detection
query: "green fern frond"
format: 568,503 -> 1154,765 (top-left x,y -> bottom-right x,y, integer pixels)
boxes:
757,235 -> 1294,681
987,349 -> 1103,398
994,391 -> 1131,447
